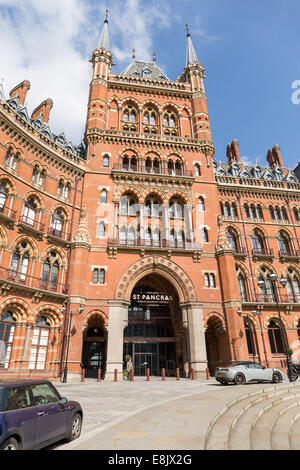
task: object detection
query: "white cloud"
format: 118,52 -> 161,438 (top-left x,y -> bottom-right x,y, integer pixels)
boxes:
0,0 -> 209,145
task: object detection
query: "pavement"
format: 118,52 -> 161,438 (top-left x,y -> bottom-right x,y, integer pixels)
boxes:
50,376 -> 300,451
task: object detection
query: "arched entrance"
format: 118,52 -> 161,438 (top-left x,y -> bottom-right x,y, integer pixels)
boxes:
124,273 -> 189,377
105,256 -> 207,380
82,314 -> 107,379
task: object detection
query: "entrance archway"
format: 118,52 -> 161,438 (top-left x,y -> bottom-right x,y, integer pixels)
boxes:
124,273 -> 189,377
82,314 -> 107,379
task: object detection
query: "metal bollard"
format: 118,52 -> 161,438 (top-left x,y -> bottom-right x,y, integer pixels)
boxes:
97,368 -> 101,382
191,368 -> 195,380
130,368 -> 134,382
146,368 -> 150,381
114,368 -> 118,382
162,368 -> 166,381
81,368 -> 85,382
176,368 -> 180,381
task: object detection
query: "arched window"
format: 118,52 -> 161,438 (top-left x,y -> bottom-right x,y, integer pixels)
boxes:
226,229 -> 238,252
163,109 -> 178,135
199,197 -> 205,211
145,228 -> 152,245
0,182 -> 8,210
0,310 -> 17,368
251,230 -> 266,254
244,318 -> 256,356
100,189 -> 107,204
286,268 -> 300,302
202,228 -> 209,242
224,203 -> 231,217
231,203 -> 238,218
238,273 -> 248,301
122,104 -> 138,131
268,320 -> 285,354
128,227 -> 136,244
120,226 -> 127,242
103,155 -> 109,168
21,197 -> 38,226
4,149 -> 19,169
50,209 -> 64,237
278,231 -> 292,256
31,166 -> 45,186
258,267 -> 275,302
195,164 -> 201,176
9,242 -> 30,282
169,197 -> 183,219
41,252 -> 60,290
29,316 -> 51,370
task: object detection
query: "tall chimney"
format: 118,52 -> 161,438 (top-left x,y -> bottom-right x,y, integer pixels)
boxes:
9,80 -> 31,107
31,99 -> 53,124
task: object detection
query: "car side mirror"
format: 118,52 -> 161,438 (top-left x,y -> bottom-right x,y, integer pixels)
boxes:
262,366 -> 266,369
59,397 -> 68,405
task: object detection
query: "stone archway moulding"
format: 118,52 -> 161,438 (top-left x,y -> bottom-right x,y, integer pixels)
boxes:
115,256 -> 197,303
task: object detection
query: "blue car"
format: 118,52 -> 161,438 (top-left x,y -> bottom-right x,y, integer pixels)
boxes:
0,379 -> 82,450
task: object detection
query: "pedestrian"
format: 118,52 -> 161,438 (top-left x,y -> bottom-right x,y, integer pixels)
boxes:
126,357 -> 133,380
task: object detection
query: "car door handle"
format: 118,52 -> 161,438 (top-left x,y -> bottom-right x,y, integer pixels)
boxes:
37,411 -> 46,416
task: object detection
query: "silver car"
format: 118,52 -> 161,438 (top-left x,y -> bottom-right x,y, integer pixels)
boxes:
215,361 -> 284,385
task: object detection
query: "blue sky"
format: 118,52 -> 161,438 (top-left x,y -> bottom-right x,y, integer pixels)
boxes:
0,0 -> 299,170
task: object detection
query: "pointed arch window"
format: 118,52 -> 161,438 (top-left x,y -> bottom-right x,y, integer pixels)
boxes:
9,247 -> 29,282
21,197 -> 38,226
238,273 -> 248,301
0,182 -> 8,210
0,310 -> 17,369
50,209 -> 64,237
98,222 -> 105,237
41,253 -> 60,290
278,231 -> 292,256
286,268 -> 300,302
198,197 -> 205,211
244,318 -> 256,356
226,229 -> 238,252
268,320 -> 285,354
251,230 -> 266,254
101,189 -> 107,204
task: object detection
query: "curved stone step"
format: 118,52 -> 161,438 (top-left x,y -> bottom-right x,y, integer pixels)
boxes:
228,388 -> 293,450
289,414 -> 300,449
204,383 -> 300,450
270,399 -> 300,450
250,392 -> 300,450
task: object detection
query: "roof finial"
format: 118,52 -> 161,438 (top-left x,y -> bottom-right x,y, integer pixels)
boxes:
105,9 -> 109,23
132,47 -> 136,60
153,49 -> 156,63
186,24 -> 190,37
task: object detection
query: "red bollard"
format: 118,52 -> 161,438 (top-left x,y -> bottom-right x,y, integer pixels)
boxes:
162,368 -> 166,381
206,368 -> 210,380
130,368 -> 134,382
191,368 -> 195,380
114,368 -> 118,382
176,368 -> 180,381
81,368 -> 85,382
146,368 -> 150,381
97,368 -> 101,382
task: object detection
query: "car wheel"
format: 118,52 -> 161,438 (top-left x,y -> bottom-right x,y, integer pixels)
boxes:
220,379 -> 228,385
234,373 -> 246,385
272,372 -> 282,383
0,437 -> 19,450
66,413 -> 82,442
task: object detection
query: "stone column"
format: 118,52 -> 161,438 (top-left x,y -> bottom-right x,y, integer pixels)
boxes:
139,204 -> 144,241
180,301 -> 207,378
113,203 -> 119,240
106,300 -> 130,381
185,204 -> 194,244
162,203 -> 169,244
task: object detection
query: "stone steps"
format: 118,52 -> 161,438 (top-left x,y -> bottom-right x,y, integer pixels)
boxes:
204,382 -> 300,450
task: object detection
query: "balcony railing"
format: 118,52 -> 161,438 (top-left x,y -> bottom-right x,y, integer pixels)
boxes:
112,163 -> 193,177
0,267 -> 67,295
18,215 -> 45,233
242,293 -> 300,304
107,237 -> 201,250
252,248 -> 274,258
0,204 -> 17,221
278,249 -> 300,258
48,227 -> 71,242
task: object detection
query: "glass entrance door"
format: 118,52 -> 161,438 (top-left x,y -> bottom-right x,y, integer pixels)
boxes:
134,353 -> 152,376
82,341 -> 105,378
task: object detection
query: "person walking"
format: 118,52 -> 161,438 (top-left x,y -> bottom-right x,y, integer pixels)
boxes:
126,357 -> 133,381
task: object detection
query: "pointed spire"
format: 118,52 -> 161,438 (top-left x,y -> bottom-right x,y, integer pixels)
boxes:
132,47 -> 136,60
186,24 -> 199,66
97,9 -> 110,51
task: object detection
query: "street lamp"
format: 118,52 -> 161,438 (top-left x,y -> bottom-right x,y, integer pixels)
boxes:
61,305 -> 84,383
258,275 -> 296,382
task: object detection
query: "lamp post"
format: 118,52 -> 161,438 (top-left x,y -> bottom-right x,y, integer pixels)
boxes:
257,274 -> 296,382
61,305 -> 84,383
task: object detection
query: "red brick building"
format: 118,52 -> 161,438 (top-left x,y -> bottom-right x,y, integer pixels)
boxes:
0,17 -> 300,381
